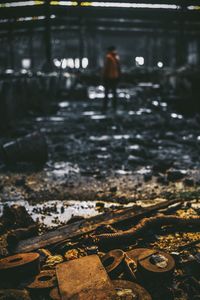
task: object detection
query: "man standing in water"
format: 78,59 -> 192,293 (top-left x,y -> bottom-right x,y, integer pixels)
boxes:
103,46 -> 121,111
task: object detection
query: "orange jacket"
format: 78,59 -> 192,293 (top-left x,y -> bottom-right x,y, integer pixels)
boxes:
103,52 -> 120,80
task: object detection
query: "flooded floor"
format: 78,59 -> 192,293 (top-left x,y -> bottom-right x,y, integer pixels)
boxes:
0,83 -> 200,228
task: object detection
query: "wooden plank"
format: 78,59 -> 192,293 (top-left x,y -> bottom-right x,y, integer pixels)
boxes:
14,199 -> 181,253
56,255 -> 115,299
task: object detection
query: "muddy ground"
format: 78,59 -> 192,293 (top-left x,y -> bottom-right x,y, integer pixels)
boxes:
0,83 -> 200,228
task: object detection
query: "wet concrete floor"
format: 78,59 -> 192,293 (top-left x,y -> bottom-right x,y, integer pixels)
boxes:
0,84 -> 200,228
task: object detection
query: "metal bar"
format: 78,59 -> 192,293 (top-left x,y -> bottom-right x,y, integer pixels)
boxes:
14,199 -> 182,253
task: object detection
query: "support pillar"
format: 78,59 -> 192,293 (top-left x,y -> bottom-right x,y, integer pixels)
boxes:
152,33 -> 158,67
176,4 -> 187,67
78,17 -> 85,69
162,22 -> 170,67
8,19 -> 15,70
29,28 -> 34,70
44,0 -> 52,71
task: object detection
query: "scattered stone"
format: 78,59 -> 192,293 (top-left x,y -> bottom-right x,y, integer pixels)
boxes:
43,255 -> 64,269
64,248 -> 85,261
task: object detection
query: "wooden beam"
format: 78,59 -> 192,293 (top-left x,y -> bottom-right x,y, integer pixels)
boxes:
14,199 -> 182,253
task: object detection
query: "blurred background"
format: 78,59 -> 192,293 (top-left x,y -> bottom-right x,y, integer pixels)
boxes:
0,0 -> 200,227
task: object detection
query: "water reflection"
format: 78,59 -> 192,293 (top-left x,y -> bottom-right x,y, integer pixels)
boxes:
91,115 -> 106,120
47,162 -> 80,179
128,145 -> 140,150
82,111 -> 96,116
171,113 -> 183,119
59,101 -> 69,108
152,100 -> 159,106
90,135 -> 110,141
97,154 -> 111,159
0,200 -> 129,227
88,85 -> 131,101
113,135 -> 130,140
137,166 -> 151,175
115,170 -> 132,175
36,117 -> 64,122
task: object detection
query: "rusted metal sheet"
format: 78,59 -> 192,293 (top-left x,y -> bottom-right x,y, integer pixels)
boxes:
0,253 -> 40,282
56,255 -> 115,299
14,199 -> 181,253
127,248 -> 147,263
137,249 -> 175,279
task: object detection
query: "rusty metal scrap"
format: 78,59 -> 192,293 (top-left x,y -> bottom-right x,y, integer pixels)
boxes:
43,255 -> 64,269
102,249 -> 126,278
137,249 -> 175,279
0,253 -> 40,283
27,270 -> 56,290
94,215 -> 200,247
151,232 -> 200,253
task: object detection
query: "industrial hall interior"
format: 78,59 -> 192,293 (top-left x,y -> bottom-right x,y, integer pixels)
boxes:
0,1 -> 200,299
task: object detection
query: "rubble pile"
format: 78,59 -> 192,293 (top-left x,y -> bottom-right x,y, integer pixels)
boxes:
0,199 -> 199,299
0,73 -> 199,299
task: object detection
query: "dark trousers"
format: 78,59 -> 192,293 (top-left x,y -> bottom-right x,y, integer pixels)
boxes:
103,78 -> 118,110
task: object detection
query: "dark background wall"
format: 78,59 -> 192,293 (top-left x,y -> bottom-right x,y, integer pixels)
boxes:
0,26 -> 199,72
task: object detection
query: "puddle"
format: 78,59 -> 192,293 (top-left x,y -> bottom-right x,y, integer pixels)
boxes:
0,198 -> 166,228
97,154 -> 111,159
82,111 -> 96,116
47,162 -> 80,179
115,170 -> 132,175
137,166 -> 151,175
138,82 -> 153,87
128,145 -> 140,150
90,135 -> 110,141
128,111 -> 136,115
0,200 -> 131,228
152,100 -> 159,106
91,115 -> 106,120
36,117 -> 65,122
58,101 -> 69,108
113,135 -> 130,140
135,108 -> 152,115
99,147 -> 107,151
171,113 -> 183,119
136,198 -> 166,207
